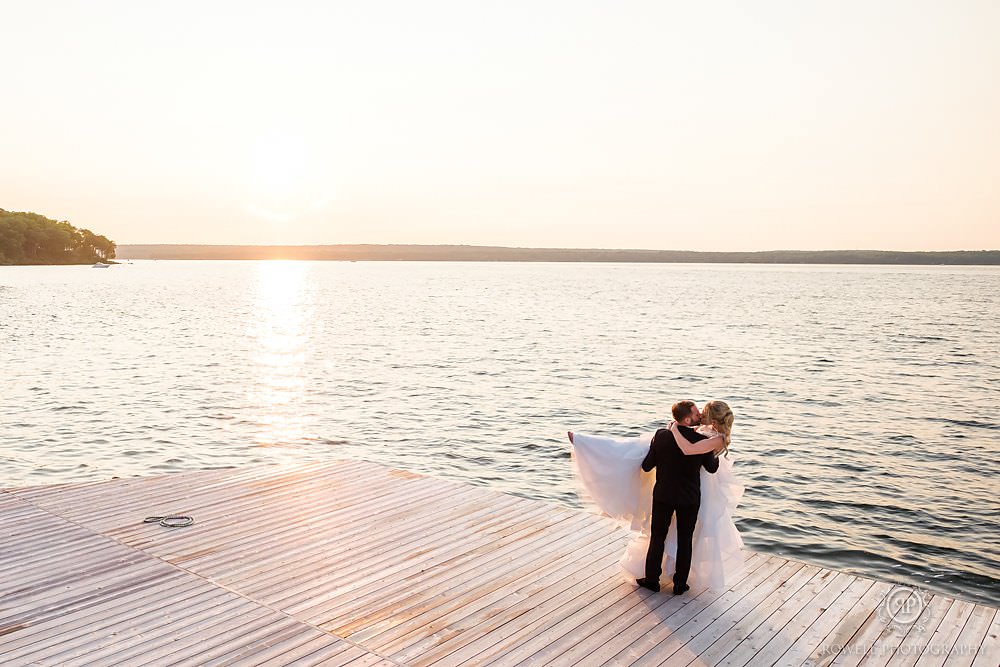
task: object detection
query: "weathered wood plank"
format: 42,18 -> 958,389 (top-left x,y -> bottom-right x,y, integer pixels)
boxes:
692,563 -> 824,667
323,504 -> 584,634
484,580 -> 640,666
850,594 -> 954,667
716,567 -> 843,667
945,605 -> 998,667
552,553 -> 769,666
514,580 -> 660,666
195,480 -> 522,578
2,461 -> 996,667
375,532 -> 629,662
241,491 -> 532,605
775,576 -> 882,667
802,580 -> 893,667
731,570 -> 857,666
611,555 -> 788,666
653,558 -> 811,667
969,607 -> 1000,667
910,599 -> 976,667
335,513 -> 611,645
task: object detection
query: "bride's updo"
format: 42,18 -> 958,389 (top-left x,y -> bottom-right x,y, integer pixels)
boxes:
703,400 -> 734,452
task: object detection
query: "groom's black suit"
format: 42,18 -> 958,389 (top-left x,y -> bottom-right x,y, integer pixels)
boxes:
641,425 -> 719,589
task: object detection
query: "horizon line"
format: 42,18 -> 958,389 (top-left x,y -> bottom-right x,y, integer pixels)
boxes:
116,243 -> 1000,253
114,245 -> 1000,266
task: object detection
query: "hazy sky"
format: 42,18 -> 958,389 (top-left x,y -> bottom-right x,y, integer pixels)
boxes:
3,1 -> 998,250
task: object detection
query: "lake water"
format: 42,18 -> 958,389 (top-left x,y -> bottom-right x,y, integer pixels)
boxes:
2,260 -> 998,606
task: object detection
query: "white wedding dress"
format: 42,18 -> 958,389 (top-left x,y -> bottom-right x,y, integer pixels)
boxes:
570,428 -> 746,589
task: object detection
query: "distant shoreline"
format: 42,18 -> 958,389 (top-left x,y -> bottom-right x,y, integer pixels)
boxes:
115,244 -> 1000,265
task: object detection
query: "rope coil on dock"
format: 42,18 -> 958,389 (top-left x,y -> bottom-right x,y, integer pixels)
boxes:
143,515 -> 195,527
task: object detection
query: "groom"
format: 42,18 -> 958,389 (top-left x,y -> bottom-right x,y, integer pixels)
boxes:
636,400 -> 719,595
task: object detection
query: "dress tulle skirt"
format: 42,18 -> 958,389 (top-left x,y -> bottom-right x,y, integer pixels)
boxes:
570,432 -> 746,589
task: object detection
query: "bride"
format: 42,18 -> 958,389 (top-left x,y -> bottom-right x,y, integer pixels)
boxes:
568,400 -> 745,591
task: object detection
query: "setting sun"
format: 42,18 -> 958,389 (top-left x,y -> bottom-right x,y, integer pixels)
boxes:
243,130 -> 336,225
252,132 -> 306,194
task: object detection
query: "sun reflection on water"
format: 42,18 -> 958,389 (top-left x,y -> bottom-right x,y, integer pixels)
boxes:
248,261 -> 310,447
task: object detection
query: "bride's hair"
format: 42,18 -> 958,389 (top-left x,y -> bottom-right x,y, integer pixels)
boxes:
703,400 -> 734,454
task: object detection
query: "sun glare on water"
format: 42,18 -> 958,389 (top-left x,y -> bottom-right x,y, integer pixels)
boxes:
248,260 -> 311,448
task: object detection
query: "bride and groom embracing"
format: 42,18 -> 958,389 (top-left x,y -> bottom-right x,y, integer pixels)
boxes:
568,400 -> 744,595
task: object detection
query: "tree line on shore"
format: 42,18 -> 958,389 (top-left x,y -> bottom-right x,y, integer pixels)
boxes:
0,210 -> 116,265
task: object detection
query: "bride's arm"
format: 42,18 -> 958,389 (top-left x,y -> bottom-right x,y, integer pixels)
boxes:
670,422 -> 725,455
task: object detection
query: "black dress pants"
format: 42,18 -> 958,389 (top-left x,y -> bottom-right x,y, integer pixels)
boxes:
644,500 -> 699,587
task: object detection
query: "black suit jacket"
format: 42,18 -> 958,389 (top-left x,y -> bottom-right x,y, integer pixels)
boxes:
641,425 -> 719,506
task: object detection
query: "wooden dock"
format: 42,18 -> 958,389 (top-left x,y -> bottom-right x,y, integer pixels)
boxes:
2,460 -> 997,666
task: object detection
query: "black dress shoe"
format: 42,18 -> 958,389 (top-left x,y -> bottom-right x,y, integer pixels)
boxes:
673,583 -> 690,595
636,577 -> 660,592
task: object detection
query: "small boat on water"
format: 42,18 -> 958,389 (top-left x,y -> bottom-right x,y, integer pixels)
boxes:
92,262 -> 111,268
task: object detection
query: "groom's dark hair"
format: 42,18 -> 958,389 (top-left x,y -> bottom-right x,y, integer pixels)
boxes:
671,400 -> 698,422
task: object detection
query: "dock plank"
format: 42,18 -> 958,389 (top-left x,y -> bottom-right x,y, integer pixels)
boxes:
654,558 -> 812,667
693,563 -> 823,666
910,599 -> 976,667
1,460 -> 995,667
970,608 -> 1000,666
946,605 -> 998,667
